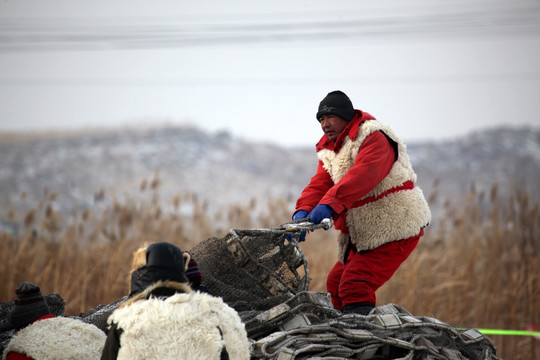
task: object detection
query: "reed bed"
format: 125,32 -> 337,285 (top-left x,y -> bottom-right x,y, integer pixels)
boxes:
1,182 -> 538,359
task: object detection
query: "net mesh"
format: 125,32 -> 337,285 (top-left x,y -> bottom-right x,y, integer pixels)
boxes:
190,227 -> 310,312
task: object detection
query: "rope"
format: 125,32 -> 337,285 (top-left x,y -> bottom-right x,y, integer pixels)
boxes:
458,328 -> 540,337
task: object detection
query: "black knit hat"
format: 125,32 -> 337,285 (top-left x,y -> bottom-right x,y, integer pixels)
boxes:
9,282 -> 51,330
129,242 -> 189,297
316,90 -> 355,122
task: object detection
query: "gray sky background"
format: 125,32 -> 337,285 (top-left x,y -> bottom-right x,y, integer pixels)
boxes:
0,0 -> 539,147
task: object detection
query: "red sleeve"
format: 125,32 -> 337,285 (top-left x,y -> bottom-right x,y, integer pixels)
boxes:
295,160 -> 334,213
320,131 -> 395,213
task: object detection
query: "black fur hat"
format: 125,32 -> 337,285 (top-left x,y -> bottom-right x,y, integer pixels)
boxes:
129,242 -> 189,297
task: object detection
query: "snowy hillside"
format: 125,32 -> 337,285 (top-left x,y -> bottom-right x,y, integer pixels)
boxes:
0,125 -> 538,232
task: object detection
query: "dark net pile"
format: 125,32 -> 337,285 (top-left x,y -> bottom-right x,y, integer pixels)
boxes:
190,227 -> 311,313
248,299 -> 500,360
0,223 -> 501,359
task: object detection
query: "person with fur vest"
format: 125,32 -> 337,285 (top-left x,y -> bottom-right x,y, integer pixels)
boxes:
291,90 -> 431,315
2,282 -> 106,360
100,241 -> 251,360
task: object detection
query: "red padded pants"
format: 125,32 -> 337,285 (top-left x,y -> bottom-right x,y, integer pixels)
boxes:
326,232 -> 421,310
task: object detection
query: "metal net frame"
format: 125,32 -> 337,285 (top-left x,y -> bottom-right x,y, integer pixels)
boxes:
190,219 -> 331,312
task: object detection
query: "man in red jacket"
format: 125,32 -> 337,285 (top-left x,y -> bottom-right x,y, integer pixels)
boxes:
292,90 -> 431,315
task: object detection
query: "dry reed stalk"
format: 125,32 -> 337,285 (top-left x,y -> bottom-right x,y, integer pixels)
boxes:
0,184 -> 537,358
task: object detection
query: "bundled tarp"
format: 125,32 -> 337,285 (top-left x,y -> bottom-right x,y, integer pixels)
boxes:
248,296 -> 498,360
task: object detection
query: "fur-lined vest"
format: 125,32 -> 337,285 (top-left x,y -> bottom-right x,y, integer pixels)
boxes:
2,317 -> 105,360
103,281 -> 250,360
317,119 -> 431,263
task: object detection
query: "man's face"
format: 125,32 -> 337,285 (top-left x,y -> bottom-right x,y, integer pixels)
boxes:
318,115 -> 349,142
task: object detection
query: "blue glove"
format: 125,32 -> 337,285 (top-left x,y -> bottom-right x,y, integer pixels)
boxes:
293,210 -> 309,221
296,231 -> 307,242
286,210 -> 309,242
308,204 -> 334,224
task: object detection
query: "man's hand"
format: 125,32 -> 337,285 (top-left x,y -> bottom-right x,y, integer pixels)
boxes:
286,210 -> 309,242
308,204 -> 334,224
292,210 -> 309,221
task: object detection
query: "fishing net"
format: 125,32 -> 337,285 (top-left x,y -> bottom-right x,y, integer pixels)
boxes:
190,219 -> 327,312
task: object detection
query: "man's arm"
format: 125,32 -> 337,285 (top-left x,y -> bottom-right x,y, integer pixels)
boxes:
295,160 -> 334,213
320,131 -> 396,214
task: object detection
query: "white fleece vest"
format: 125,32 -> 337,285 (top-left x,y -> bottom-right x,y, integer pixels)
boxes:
317,120 -> 431,262
108,291 -> 250,360
2,317 -> 106,360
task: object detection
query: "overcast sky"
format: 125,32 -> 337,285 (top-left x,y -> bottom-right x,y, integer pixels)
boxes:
0,0 -> 539,147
